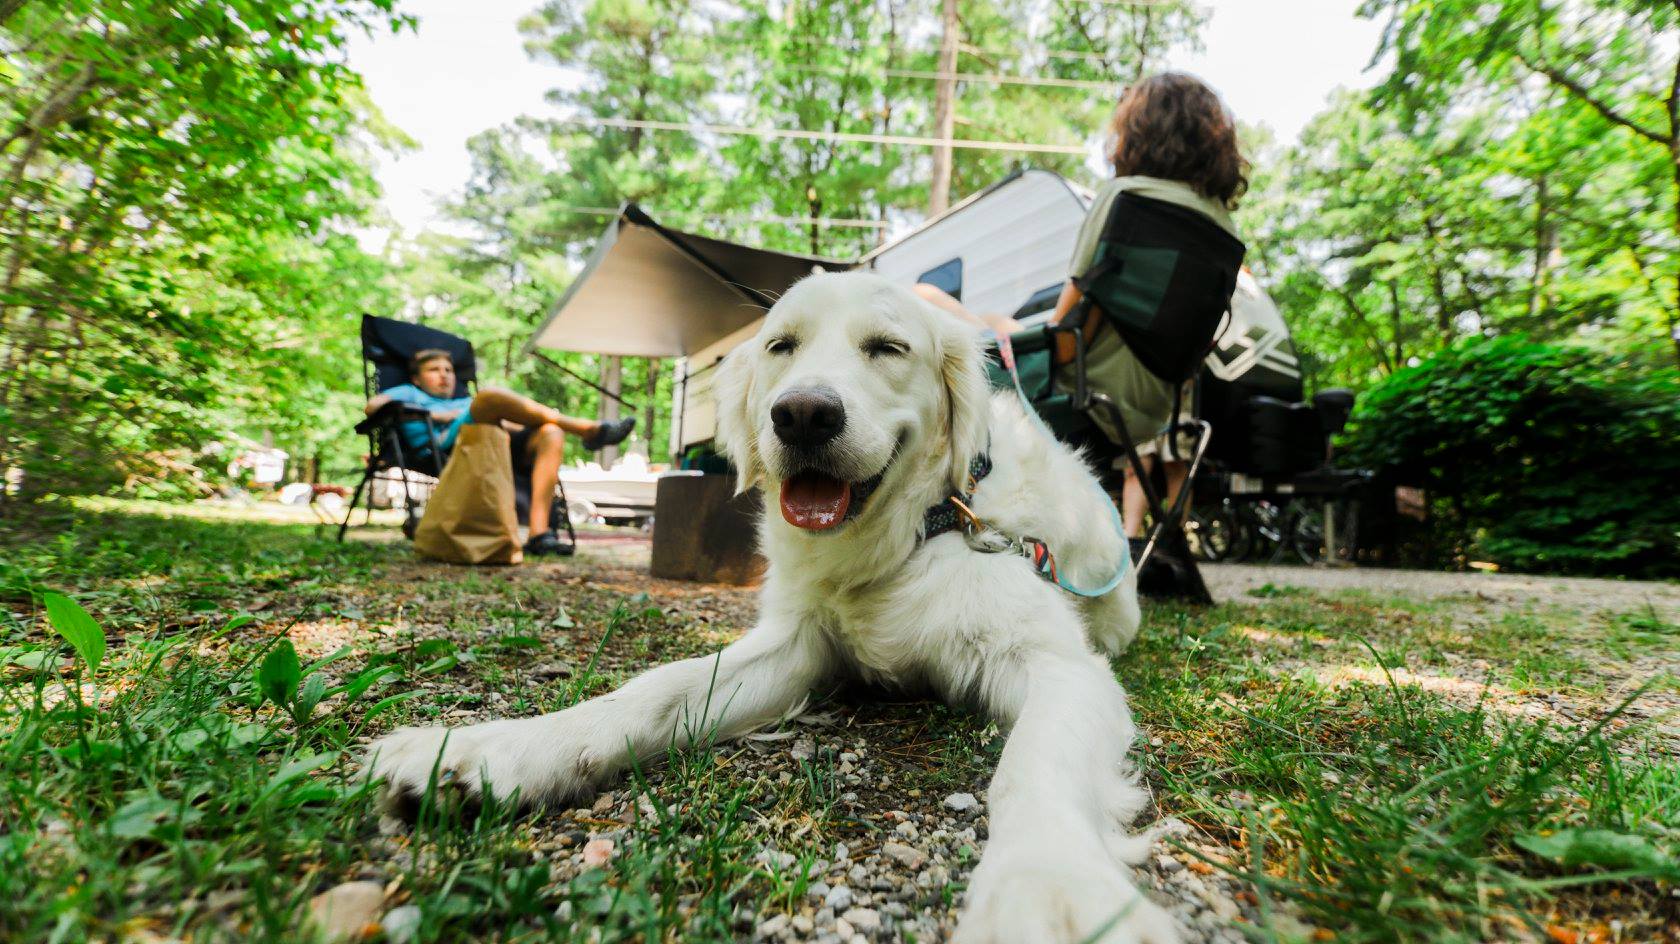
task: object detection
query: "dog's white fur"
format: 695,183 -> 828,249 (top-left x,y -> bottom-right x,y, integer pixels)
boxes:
366,272 -> 1174,943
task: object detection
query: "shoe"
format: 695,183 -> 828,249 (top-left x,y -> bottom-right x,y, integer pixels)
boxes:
524,529 -> 575,557
582,417 -> 636,450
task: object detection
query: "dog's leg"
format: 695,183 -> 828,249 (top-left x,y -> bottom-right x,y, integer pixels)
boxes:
365,614 -> 829,812
954,648 -> 1177,944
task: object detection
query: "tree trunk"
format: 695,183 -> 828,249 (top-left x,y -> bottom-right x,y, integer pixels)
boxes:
1671,143 -> 1680,368
1387,281 -> 1404,368
642,357 -> 660,462
928,0 -> 958,216
808,190 -> 822,256
1529,174 -> 1557,322
599,355 -> 622,469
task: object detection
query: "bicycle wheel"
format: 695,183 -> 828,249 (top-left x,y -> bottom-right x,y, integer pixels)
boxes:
1289,501 -> 1328,565
1186,503 -> 1238,562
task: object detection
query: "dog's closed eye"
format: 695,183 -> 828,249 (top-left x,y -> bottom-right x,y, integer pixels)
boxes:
862,336 -> 909,358
766,335 -> 797,355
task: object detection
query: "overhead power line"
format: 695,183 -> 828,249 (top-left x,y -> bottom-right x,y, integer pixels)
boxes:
766,59 -> 1117,92
559,115 -> 1088,155
545,204 -> 889,230
883,65 -> 1117,91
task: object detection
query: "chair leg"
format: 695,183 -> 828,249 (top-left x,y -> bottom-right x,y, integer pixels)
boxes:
554,479 -> 577,547
1088,395 -> 1213,604
338,465 -> 374,542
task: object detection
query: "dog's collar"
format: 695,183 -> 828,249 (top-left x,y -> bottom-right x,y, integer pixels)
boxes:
920,451 -> 993,542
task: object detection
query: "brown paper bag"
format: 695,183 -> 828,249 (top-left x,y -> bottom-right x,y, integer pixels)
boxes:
413,424 -> 523,565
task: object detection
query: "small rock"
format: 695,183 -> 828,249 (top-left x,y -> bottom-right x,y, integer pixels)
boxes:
581,838 -> 615,868
894,820 -> 918,840
791,738 -> 816,762
591,792 -> 616,814
942,792 -> 979,813
833,842 -> 849,861
380,905 -> 422,944
791,915 -> 815,934
309,881 -> 384,943
756,914 -> 791,937
824,884 -> 855,911
841,907 -> 881,932
834,917 -> 855,938
1154,854 -> 1184,874
881,841 -> 927,870
807,881 -> 831,900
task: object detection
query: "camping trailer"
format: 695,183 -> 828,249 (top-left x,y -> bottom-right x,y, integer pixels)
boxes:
527,169 -> 1306,464
527,169 -> 1355,578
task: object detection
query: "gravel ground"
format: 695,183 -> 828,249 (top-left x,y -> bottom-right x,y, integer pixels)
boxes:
348,545 -> 1676,943
1203,561 -> 1680,621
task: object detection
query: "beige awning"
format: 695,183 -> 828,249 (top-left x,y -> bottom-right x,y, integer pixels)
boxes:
526,204 -> 850,358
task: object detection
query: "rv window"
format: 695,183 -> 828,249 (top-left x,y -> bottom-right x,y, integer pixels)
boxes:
916,258 -> 963,301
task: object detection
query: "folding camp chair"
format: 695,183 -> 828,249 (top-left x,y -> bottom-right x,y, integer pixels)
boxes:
338,314 -> 576,551
986,192 -> 1245,602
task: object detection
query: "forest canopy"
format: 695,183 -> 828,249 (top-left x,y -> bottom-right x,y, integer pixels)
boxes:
2,0 -> 1674,514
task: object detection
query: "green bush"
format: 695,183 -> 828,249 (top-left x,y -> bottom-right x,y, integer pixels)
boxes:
1339,335 -> 1680,577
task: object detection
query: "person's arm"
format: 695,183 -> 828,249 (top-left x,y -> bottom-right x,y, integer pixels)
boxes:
365,393 -> 394,416
1047,280 -> 1091,365
1047,280 -> 1083,325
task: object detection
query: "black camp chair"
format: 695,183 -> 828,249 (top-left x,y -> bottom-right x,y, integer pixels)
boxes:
338,315 -> 576,551
984,193 -> 1245,602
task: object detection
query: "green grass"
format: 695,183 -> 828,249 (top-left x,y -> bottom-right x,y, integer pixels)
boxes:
1,499 -> 1675,942
1120,600 -> 1678,942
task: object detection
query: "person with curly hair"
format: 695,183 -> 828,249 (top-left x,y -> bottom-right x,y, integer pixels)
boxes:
915,71 -> 1248,537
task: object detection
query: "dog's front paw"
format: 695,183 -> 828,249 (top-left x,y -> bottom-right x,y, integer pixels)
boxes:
363,717 -> 581,815
954,851 -> 1178,944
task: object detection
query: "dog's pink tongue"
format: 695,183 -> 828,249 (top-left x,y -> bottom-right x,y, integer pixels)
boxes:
780,471 -> 851,530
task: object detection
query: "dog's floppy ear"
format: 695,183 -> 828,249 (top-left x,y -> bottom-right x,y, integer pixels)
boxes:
938,316 -> 990,493
712,345 -> 763,495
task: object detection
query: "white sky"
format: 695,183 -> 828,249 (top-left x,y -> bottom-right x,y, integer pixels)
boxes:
345,0 -> 1386,240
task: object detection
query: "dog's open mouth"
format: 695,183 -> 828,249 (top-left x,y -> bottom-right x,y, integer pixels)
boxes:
779,467 -> 888,531
780,470 -> 851,530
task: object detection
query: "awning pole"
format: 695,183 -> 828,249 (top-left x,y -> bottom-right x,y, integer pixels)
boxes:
532,350 -> 638,410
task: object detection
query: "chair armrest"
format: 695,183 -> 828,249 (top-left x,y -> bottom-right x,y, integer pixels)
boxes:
354,401 -> 432,435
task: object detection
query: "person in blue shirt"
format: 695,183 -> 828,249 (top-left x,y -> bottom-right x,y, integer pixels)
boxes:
366,348 -> 635,555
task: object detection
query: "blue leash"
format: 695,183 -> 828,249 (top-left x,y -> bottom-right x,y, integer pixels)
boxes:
986,332 -> 1132,598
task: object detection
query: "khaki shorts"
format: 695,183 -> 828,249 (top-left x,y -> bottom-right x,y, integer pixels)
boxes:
1054,327 -> 1193,452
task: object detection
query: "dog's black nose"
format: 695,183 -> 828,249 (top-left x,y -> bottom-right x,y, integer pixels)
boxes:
771,387 -> 846,449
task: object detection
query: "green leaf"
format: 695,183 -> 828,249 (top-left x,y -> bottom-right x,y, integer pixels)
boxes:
330,664 -> 400,702
257,640 -> 302,708
294,674 -> 327,722
109,795 -> 173,839
364,690 -> 423,721
1515,829 -> 1677,877
260,750 -> 339,801
43,592 -> 105,673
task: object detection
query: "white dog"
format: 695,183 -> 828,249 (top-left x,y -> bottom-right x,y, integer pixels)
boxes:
367,272 -> 1176,943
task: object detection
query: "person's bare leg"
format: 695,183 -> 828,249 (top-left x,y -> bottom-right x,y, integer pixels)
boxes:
1161,460 -> 1190,526
1121,454 -> 1156,538
470,388 -> 599,439
526,424 -> 564,535
912,283 -> 1022,336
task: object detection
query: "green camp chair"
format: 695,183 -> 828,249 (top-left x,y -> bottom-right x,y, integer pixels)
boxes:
986,192 -> 1246,602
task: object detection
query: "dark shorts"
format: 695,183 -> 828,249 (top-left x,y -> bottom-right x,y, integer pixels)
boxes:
507,426 -> 537,475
